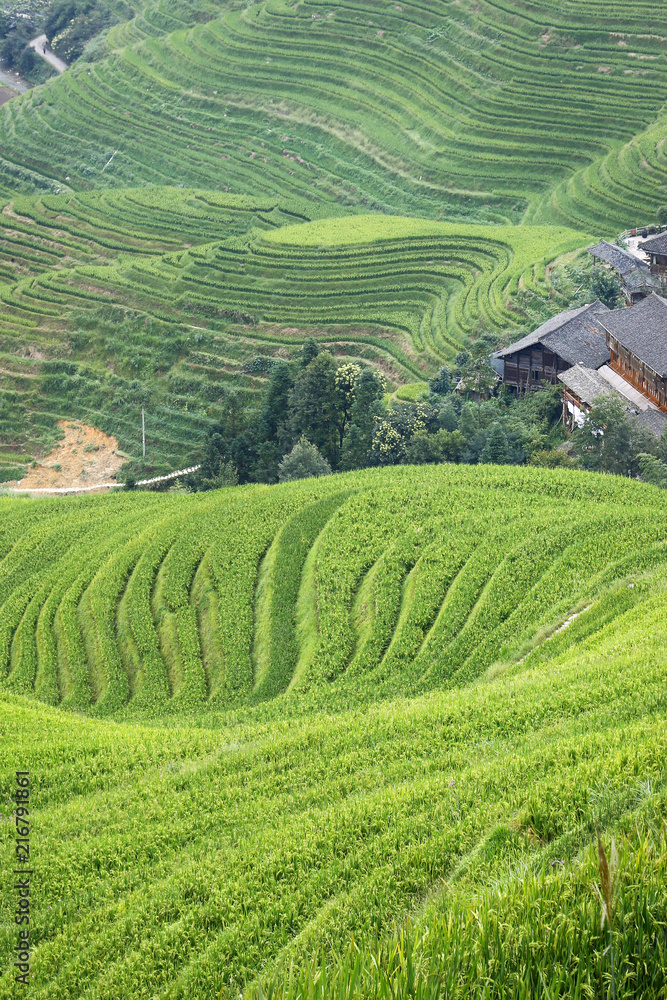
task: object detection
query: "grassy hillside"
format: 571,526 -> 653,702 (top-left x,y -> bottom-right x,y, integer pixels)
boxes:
0,188 -> 312,282
2,0 -> 667,994
3,0 -> 667,468
2,463 -> 666,714
1,465 -> 667,997
0,197 -> 587,466
1,0 -> 667,228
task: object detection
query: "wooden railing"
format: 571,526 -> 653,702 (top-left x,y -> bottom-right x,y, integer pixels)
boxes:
617,223 -> 667,241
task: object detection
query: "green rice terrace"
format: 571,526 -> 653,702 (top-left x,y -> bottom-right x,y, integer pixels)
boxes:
2,0 -> 667,995
1,0 -> 667,230
2,0 -> 667,471
1,465 -> 667,996
0,190 -> 588,467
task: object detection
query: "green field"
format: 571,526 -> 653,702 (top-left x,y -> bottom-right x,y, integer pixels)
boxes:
1,465 -> 667,997
0,189 -> 588,466
1,0 -> 667,229
2,0 -> 667,993
3,0 -> 667,469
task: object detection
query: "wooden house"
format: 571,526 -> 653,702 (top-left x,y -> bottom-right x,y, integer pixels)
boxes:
599,292 -> 667,413
588,239 -> 660,304
558,365 -> 618,429
494,301 -> 610,391
558,361 -> 666,437
638,232 -> 667,276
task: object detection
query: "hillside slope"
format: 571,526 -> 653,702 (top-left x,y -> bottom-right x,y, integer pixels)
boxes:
1,0 -> 666,228
0,201 -> 587,466
2,464 -> 666,715
1,465 -> 667,998
2,0 -> 667,470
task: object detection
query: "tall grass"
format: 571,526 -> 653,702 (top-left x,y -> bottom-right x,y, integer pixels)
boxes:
254,820 -> 667,1000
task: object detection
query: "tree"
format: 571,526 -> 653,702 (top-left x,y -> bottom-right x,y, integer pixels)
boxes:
528,449 -> 577,469
589,268 -> 624,309
260,362 -> 294,442
299,337 -> 320,369
405,428 -> 466,464
658,428 -> 667,464
405,430 -> 442,464
574,396 -> 655,476
434,400 -> 459,432
428,366 -> 452,395
453,351 -> 470,374
481,422 -> 509,464
637,453 -> 667,488
459,354 -> 498,424
334,362 -> 363,448
657,206 -> 667,226
278,437 -> 331,482
289,351 -> 342,466
370,419 -> 406,465
340,367 -> 385,470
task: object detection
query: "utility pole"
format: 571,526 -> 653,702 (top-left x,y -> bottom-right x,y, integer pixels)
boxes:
142,407 -> 145,458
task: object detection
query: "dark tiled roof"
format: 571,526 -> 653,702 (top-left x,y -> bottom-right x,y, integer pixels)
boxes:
558,365 -> 667,438
638,231 -> 667,256
600,293 -> 667,377
495,301 -> 610,368
624,269 -> 662,293
631,408 -> 667,439
588,240 -> 649,277
558,365 -> 617,406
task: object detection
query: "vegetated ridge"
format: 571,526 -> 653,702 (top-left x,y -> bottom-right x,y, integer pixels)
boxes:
2,0 -> 667,472
2,0 -> 667,996
1,464 -> 667,997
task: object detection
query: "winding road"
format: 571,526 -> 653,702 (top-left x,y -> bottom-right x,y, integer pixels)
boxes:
29,35 -> 68,74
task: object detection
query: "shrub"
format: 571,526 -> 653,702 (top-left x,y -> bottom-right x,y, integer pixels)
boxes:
278,437 -> 331,481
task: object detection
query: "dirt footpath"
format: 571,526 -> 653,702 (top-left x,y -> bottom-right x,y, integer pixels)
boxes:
7,421 -> 125,492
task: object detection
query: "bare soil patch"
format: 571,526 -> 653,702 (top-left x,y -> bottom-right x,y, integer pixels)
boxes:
6,421 -> 124,491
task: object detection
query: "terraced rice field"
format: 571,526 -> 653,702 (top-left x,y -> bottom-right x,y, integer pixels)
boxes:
2,0 -> 667,468
0,188 -> 311,284
1,216 -> 587,360
1,465 -> 667,998
2,1 -> 667,995
2,0 -> 667,230
1,464 -> 665,715
0,193 -> 587,463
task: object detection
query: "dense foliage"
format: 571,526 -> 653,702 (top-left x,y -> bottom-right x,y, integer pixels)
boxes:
44,0 -> 133,61
0,10 -> 54,82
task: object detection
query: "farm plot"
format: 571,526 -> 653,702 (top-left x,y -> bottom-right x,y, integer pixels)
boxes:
1,0 -> 666,228
1,463 -> 667,999
0,188 -> 304,285
0,212 -> 588,464
2,463 -> 666,718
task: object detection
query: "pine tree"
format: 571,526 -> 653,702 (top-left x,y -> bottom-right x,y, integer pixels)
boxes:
481,422 -> 509,464
289,352 -> 341,466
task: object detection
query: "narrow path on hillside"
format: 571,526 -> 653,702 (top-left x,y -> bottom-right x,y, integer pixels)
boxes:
0,67 -> 30,95
29,35 -> 68,74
